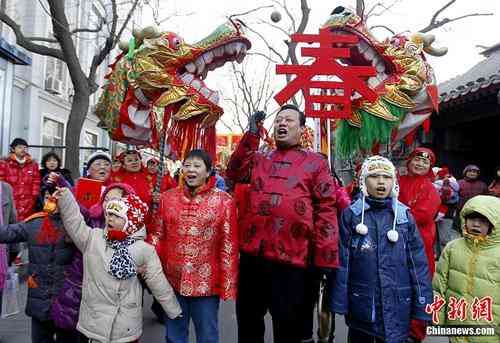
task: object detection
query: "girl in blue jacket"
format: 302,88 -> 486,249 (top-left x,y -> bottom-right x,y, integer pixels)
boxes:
330,156 -> 433,343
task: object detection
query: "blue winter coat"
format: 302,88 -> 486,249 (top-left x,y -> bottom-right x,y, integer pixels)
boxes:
330,197 -> 432,343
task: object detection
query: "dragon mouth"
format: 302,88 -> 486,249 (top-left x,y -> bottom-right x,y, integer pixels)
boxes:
330,28 -> 394,95
178,40 -> 249,106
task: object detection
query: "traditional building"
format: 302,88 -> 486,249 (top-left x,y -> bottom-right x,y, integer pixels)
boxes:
433,43 -> 500,181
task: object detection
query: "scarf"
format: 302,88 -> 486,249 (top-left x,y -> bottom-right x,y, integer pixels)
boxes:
106,230 -> 137,280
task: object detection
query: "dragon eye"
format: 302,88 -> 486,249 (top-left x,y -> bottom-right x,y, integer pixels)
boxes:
171,37 -> 181,49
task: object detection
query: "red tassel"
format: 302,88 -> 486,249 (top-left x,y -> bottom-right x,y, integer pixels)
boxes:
36,218 -> 62,245
166,115 -> 217,162
405,132 -> 415,146
371,143 -> 381,154
423,118 -> 431,133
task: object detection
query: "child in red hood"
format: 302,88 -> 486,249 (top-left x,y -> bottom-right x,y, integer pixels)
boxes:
398,147 -> 441,342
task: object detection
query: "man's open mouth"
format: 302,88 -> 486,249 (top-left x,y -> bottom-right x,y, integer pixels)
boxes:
178,41 -> 249,106
277,128 -> 288,136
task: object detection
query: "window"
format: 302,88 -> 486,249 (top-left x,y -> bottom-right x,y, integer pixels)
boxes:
81,131 -> 98,165
42,117 -> 65,159
44,32 -> 67,95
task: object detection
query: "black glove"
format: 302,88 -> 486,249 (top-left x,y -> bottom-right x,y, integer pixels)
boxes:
248,111 -> 266,134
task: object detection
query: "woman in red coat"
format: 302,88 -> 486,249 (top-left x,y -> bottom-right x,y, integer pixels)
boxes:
153,149 -> 238,343
110,150 -> 153,206
398,147 -> 441,343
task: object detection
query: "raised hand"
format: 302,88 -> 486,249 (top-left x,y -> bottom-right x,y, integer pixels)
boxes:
248,111 -> 266,134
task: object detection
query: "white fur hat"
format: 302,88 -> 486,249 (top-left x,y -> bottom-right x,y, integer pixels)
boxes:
356,155 -> 400,243
359,155 -> 399,198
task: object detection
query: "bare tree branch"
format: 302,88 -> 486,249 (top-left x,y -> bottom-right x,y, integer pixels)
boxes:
156,11 -> 195,26
369,25 -> 396,35
246,51 -> 281,64
0,9 -> 64,60
284,0 -> 310,106
88,0 -> 139,88
71,21 -> 105,35
228,5 -> 274,20
365,0 -> 402,19
256,18 -> 290,37
245,25 -> 287,63
356,0 -> 365,18
271,0 -> 297,32
25,36 -> 59,43
47,0 -> 87,87
419,0 -> 493,33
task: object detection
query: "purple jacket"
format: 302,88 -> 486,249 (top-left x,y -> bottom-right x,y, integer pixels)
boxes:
50,205 -> 105,329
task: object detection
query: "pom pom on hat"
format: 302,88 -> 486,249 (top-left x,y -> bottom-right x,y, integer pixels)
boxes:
356,223 -> 368,235
387,229 -> 399,242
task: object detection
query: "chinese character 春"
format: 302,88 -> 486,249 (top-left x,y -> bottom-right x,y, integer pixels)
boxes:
274,28 -> 377,119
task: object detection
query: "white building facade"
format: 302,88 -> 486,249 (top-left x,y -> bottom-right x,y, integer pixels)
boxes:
0,0 -> 142,170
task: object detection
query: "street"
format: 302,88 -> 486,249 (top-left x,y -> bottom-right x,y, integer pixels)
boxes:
0,283 -> 448,343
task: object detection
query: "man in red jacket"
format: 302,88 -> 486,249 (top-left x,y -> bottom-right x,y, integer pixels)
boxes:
226,105 -> 340,343
0,138 -> 40,221
398,147 -> 441,343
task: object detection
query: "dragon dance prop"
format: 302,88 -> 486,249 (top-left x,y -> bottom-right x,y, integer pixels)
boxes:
324,6 -> 447,157
95,20 -> 251,160
274,6 -> 447,158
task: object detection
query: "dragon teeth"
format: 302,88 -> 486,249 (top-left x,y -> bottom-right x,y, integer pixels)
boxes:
200,87 -> 211,98
225,43 -> 236,55
185,63 -> 196,73
195,58 -> 205,75
213,47 -> 224,57
200,69 -> 208,80
209,92 -> 219,104
234,42 -> 245,55
203,51 -> 214,64
376,62 -> 386,73
191,79 -> 201,90
181,73 -> 194,83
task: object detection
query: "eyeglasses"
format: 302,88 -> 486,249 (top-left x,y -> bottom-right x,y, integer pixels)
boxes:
89,161 -> 111,168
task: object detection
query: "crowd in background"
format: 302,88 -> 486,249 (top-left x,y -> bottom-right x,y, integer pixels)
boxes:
0,109 -> 497,343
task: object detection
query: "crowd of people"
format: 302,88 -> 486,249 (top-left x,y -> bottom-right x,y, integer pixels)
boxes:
0,105 -> 498,343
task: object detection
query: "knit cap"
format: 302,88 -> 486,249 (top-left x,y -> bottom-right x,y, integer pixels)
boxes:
357,155 -> 400,243
105,194 -> 148,235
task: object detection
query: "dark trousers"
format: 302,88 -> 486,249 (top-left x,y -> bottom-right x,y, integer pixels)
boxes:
299,269 -> 321,341
348,328 -> 385,343
236,253 -> 309,343
31,318 -> 82,343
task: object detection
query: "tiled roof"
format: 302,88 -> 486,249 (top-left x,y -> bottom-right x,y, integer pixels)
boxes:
438,45 -> 500,104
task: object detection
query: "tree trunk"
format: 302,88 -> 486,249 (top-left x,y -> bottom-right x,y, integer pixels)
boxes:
64,89 -> 90,178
